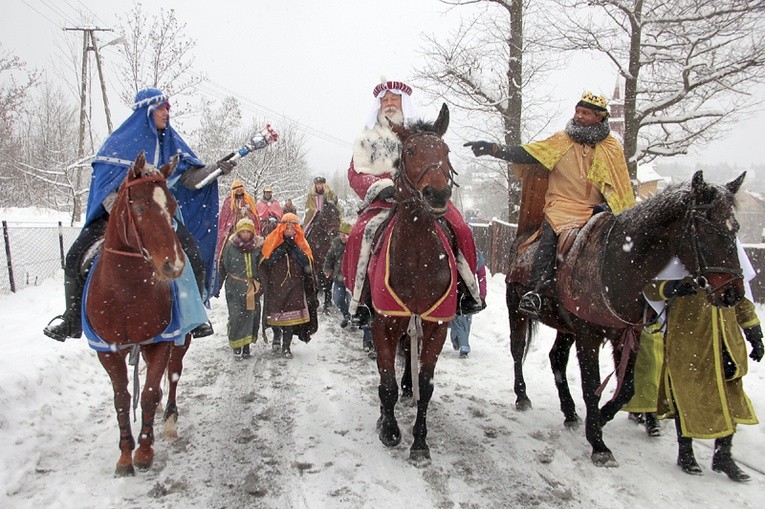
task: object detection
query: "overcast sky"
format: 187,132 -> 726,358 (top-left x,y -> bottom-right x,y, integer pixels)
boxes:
4,0 -> 764,178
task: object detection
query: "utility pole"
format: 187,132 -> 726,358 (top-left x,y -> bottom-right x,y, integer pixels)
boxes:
63,26 -> 115,223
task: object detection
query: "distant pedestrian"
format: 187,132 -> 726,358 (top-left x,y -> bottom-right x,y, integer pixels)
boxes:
450,251 -> 487,358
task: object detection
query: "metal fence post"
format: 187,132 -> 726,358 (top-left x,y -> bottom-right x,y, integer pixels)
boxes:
3,220 -> 15,293
58,221 -> 66,269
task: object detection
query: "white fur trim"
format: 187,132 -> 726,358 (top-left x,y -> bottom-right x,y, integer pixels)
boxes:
352,124 -> 401,177
364,179 -> 394,206
349,209 -> 392,314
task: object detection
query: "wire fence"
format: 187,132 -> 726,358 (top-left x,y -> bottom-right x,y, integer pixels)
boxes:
1,220 -> 80,294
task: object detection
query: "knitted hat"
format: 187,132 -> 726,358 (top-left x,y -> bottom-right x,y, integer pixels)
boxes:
314,176 -> 326,184
279,213 -> 300,224
235,218 -> 256,234
577,91 -> 610,118
339,222 -> 352,234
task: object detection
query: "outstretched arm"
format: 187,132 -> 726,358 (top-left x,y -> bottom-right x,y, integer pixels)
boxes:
463,141 -> 539,164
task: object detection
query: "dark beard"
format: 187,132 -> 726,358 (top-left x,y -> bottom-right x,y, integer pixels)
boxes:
565,119 -> 610,145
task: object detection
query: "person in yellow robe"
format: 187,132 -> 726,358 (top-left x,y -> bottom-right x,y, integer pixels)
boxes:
643,278 -> 762,482
464,91 -> 635,316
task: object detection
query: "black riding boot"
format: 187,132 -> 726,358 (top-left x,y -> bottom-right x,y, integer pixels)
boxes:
675,417 -> 702,475
712,435 -> 750,482
43,273 -> 84,342
457,276 -> 484,316
43,217 -> 106,342
351,280 -> 373,328
519,221 -> 557,317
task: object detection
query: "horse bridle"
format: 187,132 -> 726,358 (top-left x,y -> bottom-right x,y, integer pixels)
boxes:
678,198 -> 743,295
104,173 -> 170,262
396,132 -> 457,210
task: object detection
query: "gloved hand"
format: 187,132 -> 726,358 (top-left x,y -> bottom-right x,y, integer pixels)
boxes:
377,186 -> 395,201
663,278 -> 698,298
591,202 -> 612,215
283,237 -> 297,250
463,141 -> 496,157
217,159 -> 237,175
480,298 -> 487,310
744,325 -> 764,362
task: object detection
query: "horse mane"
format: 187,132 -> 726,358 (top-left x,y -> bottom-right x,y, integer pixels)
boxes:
406,119 -> 439,134
618,177 -> 736,229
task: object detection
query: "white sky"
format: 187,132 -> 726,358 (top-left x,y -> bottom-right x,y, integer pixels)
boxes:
4,0 -> 764,178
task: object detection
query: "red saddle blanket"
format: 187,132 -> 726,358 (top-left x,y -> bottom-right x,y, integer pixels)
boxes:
368,216 -> 458,322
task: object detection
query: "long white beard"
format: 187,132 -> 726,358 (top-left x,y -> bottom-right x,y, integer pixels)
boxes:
377,107 -> 404,127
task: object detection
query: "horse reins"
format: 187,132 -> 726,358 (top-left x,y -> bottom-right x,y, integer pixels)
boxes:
396,132 -> 457,209
678,198 -> 743,295
104,173 -> 169,262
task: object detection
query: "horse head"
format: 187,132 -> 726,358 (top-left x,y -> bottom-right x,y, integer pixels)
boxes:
677,170 -> 746,307
390,103 -> 455,215
111,151 -> 185,281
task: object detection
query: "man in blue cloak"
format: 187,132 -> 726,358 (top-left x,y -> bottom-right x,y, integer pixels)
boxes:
44,88 -> 235,342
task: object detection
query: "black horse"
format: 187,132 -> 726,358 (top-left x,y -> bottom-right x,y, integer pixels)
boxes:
507,171 -> 746,466
305,201 -> 341,311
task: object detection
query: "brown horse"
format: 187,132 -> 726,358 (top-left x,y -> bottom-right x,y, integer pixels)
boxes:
370,104 -> 458,461
305,201 -> 341,311
85,152 -> 189,476
507,171 -> 746,466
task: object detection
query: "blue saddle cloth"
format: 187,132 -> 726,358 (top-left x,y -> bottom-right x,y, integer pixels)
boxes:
83,254 -> 208,352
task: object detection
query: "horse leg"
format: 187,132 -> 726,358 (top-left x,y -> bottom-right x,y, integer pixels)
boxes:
163,336 -> 191,441
550,332 -> 580,427
575,338 -> 617,467
374,319 -> 402,448
507,284 -> 532,411
399,338 -> 413,400
598,337 -> 637,427
410,324 -> 447,461
97,350 -> 135,477
134,342 -> 173,471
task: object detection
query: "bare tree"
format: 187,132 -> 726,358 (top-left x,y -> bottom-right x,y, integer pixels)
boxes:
0,44 -> 39,207
14,79 -> 83,223
550,0 -> 765,179
191,97 -> 310,211
414,0 -> 561,221
114,2 -> 204,111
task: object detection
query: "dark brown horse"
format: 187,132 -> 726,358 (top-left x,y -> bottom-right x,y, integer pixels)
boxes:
370,104 -> 458,461
85,152 -> 188,476
305,201 -> 341,311
507,170 -> 746,466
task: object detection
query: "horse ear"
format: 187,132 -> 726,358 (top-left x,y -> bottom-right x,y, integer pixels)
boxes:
160,155 -> 179,180
433,103 -> 449,137
389,119 -> 408,142
129,151 -> 147,180
690,170 -> 706,196
726,171 -> 746,195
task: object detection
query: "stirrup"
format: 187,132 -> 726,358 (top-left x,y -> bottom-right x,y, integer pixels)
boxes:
43,315 -> 82,342
518,291 -> 542,316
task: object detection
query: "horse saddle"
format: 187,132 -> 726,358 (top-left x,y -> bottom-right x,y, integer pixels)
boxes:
368,215 -> 458,322
509,213 -> 630,328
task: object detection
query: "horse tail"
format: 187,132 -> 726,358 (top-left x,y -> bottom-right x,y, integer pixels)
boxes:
522,319 -> 537,364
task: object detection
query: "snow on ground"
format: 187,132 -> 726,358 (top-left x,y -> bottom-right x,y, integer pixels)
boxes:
1,271 -> 764,508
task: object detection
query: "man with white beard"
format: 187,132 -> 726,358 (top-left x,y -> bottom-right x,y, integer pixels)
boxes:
342,79 -> 483,327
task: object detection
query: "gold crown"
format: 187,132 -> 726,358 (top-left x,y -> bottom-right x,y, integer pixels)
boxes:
580,91 -> 609,109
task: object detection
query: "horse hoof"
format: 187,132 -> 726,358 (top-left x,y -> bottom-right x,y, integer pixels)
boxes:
409,448 -> 431,464
563,415 -> 581,429
134,459 -> 153,472
515,399 -> 533,412
591,451 -> 618,468
114,464 -> 135,477
379,429 -> 402,448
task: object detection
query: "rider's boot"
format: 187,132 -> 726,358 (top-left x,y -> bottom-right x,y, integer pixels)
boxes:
43,273 -> 84,342
519,221 -> 558,318
351,280 -> 373,328
457,277 -> 484,315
